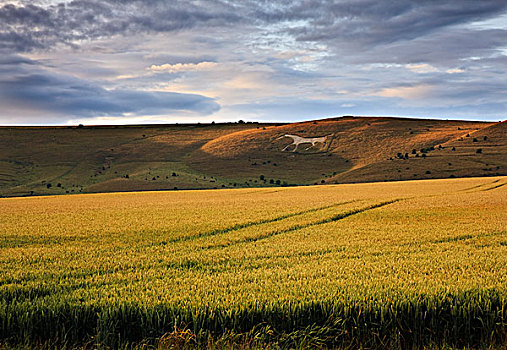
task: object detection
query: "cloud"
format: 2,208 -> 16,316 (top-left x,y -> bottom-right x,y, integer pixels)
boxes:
406,64 -> 439,74
285,1 -> 507,45
0,1 -> 240,52
149,62 -> 218,73
0,1 -> 506,123
224,96 -> 505,123
376,85 -> 434,100
347,28 -> 507,66
0,56 -> 220,123
3,1 -> 506,53
446,68 -> 465,74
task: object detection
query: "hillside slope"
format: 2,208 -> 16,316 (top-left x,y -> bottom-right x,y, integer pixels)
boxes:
0,123 -> 273,197
190,117 -> 506,184
0,117 -> 505,196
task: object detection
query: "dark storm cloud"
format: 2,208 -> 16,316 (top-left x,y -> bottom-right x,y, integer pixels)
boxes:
281,1 -> 507,44
0,56 -> 220,122
2,1 -> 506,53
247,1 -> 507,67
359,28 -> 507,65
0,0 -> 240,52
0,0 -> 506,123
0,53 -> 35,65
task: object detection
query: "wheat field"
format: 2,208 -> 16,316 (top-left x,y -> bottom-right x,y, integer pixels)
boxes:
0,177 -> 506,348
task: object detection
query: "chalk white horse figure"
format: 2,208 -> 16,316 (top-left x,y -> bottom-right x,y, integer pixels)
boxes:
277,134 -> 332,152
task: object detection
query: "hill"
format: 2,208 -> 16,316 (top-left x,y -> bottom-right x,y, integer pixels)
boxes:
0,117 -> 505,196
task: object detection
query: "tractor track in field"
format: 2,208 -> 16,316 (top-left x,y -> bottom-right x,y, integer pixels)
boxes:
481,182 -> 506,191
203,199 -> 402,250
460,179 -> 500,192
430,230 -> 506,244
168,199 -> 360,244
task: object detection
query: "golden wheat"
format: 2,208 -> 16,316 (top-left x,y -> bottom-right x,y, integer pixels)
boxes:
0,176 -> 506,348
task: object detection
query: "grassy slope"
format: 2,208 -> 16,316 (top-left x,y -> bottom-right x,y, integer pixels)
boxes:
195,117 -> 506,184
0,117 -> 505,197
0,123 -> 274,197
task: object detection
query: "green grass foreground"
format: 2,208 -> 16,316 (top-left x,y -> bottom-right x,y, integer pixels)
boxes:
1,177 -> 506,348
1,291 -> 506,348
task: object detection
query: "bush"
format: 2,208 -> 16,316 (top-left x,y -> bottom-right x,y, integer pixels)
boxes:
269,179 -> 274,184
46,183 -> 52,188
260,175 -> 265,180
476,149 -> 482,154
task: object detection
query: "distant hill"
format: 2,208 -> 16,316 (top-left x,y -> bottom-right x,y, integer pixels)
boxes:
0,117 -> 505,197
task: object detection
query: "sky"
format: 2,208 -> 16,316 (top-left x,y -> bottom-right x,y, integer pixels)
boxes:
0,0 -> 506,125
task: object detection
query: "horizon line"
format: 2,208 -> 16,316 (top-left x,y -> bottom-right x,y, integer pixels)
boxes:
0,115 -> 504,127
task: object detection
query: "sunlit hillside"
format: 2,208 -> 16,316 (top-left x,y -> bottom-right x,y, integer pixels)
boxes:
192,116 -> 505,184
0,117 -> 505,197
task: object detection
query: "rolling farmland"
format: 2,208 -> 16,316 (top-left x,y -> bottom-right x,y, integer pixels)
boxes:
1,117 -> 505,197
2,2 -> 507,349
1,176 -> 506,348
